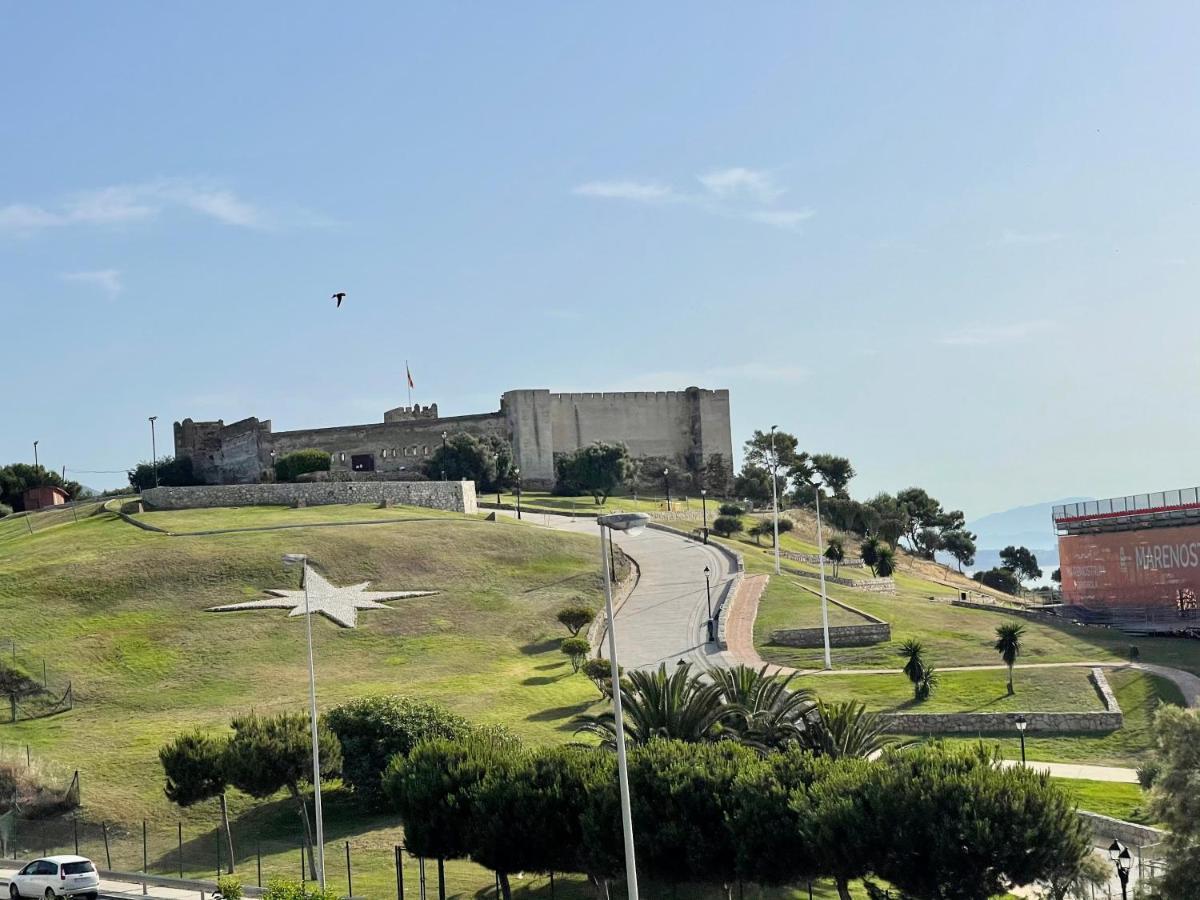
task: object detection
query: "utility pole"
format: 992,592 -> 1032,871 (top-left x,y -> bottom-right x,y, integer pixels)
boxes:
148,416 -> 159,487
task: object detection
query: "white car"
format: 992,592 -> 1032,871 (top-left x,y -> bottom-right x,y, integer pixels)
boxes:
8,856 -> 100,900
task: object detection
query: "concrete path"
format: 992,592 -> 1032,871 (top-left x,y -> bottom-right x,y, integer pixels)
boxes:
997,759 -> 1141,783
496,510 -> 738,670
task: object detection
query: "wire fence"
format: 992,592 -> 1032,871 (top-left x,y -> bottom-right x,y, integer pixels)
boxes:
0,499 -> 108,539
0,640 -> 75,723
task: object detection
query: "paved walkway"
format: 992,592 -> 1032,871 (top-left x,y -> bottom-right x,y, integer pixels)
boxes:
496,510 -> 738,669
0,868 -> 222,900
997,759 -> 1140,783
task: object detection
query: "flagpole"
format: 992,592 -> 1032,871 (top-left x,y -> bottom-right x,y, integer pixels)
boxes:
406,359 -> 412,407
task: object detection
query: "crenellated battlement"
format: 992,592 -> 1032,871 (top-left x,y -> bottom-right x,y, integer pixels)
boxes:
383,403 -> 440,423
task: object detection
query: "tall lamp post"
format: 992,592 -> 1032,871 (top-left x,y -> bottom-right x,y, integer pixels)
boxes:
1015,715 -> 1028,764
597,512 -> 651,900
703,565 -> 714,642
812,475 -> 832,670
33,440 -> 40,471
148,416 -> 159,487
1108,839 -> 1132,900
514,468 -> 522,520
769,426 -> 781,575
281,553 -> 326,891
700,489 -> 709,544
663,468 -> 671,512
440,431 -> 448,482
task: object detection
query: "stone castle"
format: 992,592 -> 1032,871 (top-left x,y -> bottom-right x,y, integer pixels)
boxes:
175,387 -> 733,489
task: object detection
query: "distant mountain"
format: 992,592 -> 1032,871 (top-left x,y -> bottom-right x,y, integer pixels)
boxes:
937,497 -> 1092,577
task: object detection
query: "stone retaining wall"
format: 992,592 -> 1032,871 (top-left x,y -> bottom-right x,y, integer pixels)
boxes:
770,622 -> 891,648
950,598 -> 1058,620
778,549 -> 865,568
786,565 -> 896,594
1078,811 -> 1165,849
142,481 -> 478,514
880,668 -> 1123,734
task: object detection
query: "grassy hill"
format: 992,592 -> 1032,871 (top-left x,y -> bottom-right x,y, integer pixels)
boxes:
0,502 -> 615,896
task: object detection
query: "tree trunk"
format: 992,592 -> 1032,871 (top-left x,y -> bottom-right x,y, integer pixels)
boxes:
498,871 -> 513,900
835,876 -> 853,900
588,876 -> 610,900
218,792 -> 236,874
1008,665 -> 1015,695
287,783 -> 317,882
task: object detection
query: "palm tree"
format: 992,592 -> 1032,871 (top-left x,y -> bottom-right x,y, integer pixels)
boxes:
802,700 -> 905,759
860,536 -> 882,576
994,622 -> 1026,695
897,639 -> 926,701
573,661 -> 733,747
874,545 -> 897,578
824,538 -> 845,578
708,664 -> 817,753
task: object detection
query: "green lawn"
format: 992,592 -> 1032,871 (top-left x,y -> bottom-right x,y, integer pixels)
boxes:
800,667 -> 1106,713
132,501 -> 466,532
752,572 -> 881,635
1053,778 -> 1156,825
944,668 -> 1184,768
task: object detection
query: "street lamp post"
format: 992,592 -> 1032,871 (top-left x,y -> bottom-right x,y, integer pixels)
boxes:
148,416 -> 159,488
700,489 -> 708,544
1108,840 -> 1132,900
812,476 -> 832,670
281,554 -> 326,891
514,468 -> 522,520
769,427 -> 781,575
703,565 -> 714,642
1015,715 -> 1028,764
597,512 -> 650,900
33,440 -> 39,471
663,468 -> 671,512
441,431 -> 448,482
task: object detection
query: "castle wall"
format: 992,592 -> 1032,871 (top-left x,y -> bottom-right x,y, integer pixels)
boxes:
502,390 -> 555,486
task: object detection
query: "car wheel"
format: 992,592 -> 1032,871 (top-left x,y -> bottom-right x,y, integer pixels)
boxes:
9,883 -> 20,900
44,889 -> 55,900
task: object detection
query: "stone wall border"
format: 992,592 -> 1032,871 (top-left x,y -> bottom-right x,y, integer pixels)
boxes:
142,481 -> 478,515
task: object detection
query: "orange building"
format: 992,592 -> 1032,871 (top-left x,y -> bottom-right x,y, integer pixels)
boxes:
22,485 -> 70,510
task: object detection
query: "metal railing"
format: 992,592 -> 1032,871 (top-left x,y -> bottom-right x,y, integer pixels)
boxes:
1053,487 -> 1200,523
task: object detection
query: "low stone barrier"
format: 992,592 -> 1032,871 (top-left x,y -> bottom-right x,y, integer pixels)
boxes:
770,622 -> 891,648
1078,811 -> 1165,849
143,481 -> 478,514
785,565 -> 896,594
777,549 -> 865,568
950,598 -> 1059,619
880,668 -> 1123,734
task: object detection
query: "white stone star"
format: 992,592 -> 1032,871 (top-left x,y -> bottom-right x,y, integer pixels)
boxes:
208,568 -> 437,628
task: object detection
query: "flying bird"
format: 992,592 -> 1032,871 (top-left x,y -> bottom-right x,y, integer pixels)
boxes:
332,292 -> 346,308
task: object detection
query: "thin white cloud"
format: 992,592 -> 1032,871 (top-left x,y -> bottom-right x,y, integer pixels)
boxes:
61,269 -> 123,297
698,167 -> 784,203
744,209 -> 815,229
996,229 -> 1064,246
573,180 -> 677,203
574,167 -> 812,231
0,178 -> 282,234
939,320 -> 1053,346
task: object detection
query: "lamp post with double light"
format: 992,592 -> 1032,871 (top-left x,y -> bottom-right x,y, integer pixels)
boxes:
514,468 -> 522,520
704,565 -> 714,642
597,512 -> 650,900
1108,839 -> 1132,900
811,474 -> 832,669
769,426 -> 781,575
663,468 -> 671,511
700,489 -> 709,543
33,440 -> 39,472
440,431 -> 448,482
1015,714 -> 1028,764
281,553 -> 326,890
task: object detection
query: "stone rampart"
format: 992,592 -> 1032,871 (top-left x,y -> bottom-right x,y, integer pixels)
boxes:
950,598 -> 1059,620
786,565 -> 896,593
880,668 -> 1122,734
142,481 -> 478,515
777,549 -> 865,568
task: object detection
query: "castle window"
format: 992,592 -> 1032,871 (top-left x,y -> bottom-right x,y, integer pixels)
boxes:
339,452 -> 346,463
423,445 -> 429,455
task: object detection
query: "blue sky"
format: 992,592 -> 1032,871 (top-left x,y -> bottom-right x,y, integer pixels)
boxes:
3,3 -> 1197,518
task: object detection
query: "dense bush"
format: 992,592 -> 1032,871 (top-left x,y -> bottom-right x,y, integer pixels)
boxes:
1,463 -> 82,511
261,878 -> 339,900
127,455 -> 202,491
324,696 -> 474,807
711,515 -> 743,537
421,433 -> 515,492
974,567 -> 1021,595
273,449 -> 331,483
718,503 -> 745,516
580,657 -> 622,698
559,637 -> 591,672
216,876 -> 243,900
552,442 -> 633,503
556,605 -> 596,637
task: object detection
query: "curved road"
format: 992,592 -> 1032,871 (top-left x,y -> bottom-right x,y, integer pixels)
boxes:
497,510 -> 738,670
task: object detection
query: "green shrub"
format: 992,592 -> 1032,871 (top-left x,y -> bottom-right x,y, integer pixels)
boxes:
216,875 -> 243,899
274,449 -> 331,483
711,515 -> 743,537
324,696 -> 473,807
556,605 -> 596,636
127,456 -> 201,491
581,657 -> 622,698
718,503 -> 745,516
560,637 -> 591,672
261,877 -> 339,900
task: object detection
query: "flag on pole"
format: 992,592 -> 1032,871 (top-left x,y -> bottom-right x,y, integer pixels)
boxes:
406,362 -> 415,389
